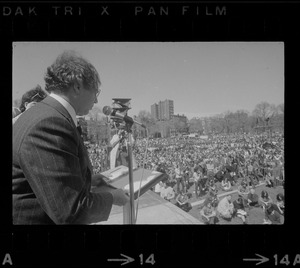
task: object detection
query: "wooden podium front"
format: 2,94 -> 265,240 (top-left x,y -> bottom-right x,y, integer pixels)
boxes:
92,166 -> 167,198
91,166 -> 167,224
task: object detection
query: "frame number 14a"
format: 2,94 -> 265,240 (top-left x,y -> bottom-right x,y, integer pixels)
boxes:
274,254 -> 300,266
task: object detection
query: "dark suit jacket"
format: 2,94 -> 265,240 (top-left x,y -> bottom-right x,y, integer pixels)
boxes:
13,96 -> 113,224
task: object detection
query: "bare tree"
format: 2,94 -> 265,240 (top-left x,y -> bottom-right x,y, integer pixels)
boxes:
189,117 -> 204,134
210,114 -> 225,134
234,110 -> 249,133
223,111 -> 236,134
137,110 -> 155,137
277,103 -> 284,114
252,101 -> 277,125
89,106 -> 103,121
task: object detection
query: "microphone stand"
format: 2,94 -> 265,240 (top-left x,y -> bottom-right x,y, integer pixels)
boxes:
123,121 -> 136,224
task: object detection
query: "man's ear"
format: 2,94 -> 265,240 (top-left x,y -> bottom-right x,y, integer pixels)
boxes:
72,80 -> 82,96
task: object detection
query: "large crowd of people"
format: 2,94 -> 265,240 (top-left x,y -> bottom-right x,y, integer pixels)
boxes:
87,129 -> 285,225
136,132 -> 284,224
81,130 -> 284,224
85,142 -> 110,174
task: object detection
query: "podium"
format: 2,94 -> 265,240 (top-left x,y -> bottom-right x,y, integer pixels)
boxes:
91,166 -> 168,224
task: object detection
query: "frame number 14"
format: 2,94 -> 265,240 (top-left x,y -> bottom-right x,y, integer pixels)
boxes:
139,254 -> 155,265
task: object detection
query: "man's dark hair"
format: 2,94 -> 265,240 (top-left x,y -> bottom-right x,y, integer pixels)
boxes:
19,85 -> 47,112
44,50 -> 101,93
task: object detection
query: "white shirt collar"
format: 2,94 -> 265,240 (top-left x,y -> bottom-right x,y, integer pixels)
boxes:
49,93 -> 78,126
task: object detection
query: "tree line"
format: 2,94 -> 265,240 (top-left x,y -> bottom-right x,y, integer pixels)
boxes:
13,97 -> 284,142
84,101 -> 283,142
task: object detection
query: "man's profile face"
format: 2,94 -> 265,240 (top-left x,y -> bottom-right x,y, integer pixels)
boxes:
76,83 -> 99,116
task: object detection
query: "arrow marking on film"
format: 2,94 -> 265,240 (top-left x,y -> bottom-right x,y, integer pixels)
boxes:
108,254 -> 135,266
243,253 -> 269,266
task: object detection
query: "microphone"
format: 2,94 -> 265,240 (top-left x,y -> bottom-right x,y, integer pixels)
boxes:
103,106 -> 146,128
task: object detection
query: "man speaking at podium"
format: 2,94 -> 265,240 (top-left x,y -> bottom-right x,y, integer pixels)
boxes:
13,51 -> 129,224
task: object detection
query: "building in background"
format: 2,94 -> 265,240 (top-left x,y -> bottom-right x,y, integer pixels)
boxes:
151,99 -> 174,121
151,103 -> 159,120
170,114 -> 189,135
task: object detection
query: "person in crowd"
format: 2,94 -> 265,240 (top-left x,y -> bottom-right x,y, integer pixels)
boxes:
255,163 -> 264,181
108,128 -> 122,169
233,197 -> 248,224
183,168 -> 192,191
263,202 -> 281,224
274,193 -> 284,215
13,50 -> 129,224
199,174 -> 208,197
272,160 -> 282,187
217,195 -> 234,221
237,164 -> 246,179
221,176 -> 232,191
247,187 -> 260,207
273,159 -> 283,187
200,161 -> 207,176
118,145 -> 129,167
279,165 -> 284,188
154,181 -> 165,195
237,180 -> 250,197
230,171 -> 239,185
200,202 -> 218,224
175,164 -> 185,194
167,169 -> 177,188
207,177 -> 217,193
109,128 -> 137,169
12,107 -> 21,118
259,190 -> 273,211
204,190 -> 219,208
156,163 -> 166,174
160,182 -> 175,201
223,169 -> 235,186
175,192 -> 192,212
214,166 -> 224,183
265,170 -> 275,188
193,168 -> 201,198
247,162 -> 253,176
248,173 -> 259,187
13,85 -> 47,124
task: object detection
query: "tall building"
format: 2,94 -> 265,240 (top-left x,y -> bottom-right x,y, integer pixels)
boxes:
151,99 -> 174,121
151,103 -> 159,120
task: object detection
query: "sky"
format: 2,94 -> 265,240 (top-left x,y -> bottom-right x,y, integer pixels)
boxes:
13,42 -> 284,119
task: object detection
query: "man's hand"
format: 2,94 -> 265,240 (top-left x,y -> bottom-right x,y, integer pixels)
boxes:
91,173 -> 110,187
111,189 -> 130,206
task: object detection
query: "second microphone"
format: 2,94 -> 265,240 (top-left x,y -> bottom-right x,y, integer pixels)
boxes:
102,106 -> 146,128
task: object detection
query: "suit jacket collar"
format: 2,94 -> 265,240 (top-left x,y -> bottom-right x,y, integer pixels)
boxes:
41,95 -> 77,129
49,93 -> 77,127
